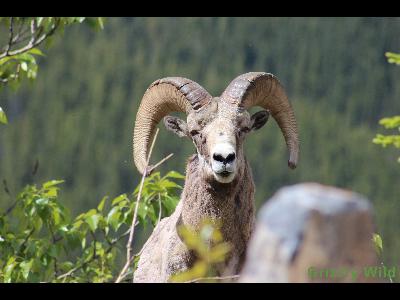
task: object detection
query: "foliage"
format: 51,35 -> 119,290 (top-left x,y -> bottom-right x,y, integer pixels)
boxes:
373,52 -> 400,163
373,116 -> 400,163
0,17 -> 104,123
169,219 -> 232,283
133,171 -> 183,228
370,52 -> 400,282
385,52 -> 400,65
2,16 -> 400,275
0,171 -> 182,282
0,106 -> 7,124
372,233 -> 383,256
372,232 -> 394,282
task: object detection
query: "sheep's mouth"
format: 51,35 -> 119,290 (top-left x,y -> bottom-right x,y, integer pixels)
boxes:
213,170 -> 235,183
219,171 -> 232,178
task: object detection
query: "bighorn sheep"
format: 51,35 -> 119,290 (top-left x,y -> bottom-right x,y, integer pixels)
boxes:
132,72 -> 299,282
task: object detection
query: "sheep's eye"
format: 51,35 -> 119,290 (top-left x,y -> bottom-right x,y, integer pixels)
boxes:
190,130 -> 200,136
240,127 -> 250,134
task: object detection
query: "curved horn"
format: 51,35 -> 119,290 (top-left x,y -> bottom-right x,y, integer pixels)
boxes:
133,77 -> 212,175
222,72 -> 299,169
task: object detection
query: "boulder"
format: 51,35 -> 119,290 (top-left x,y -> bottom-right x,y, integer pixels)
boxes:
240,183 -> 381,282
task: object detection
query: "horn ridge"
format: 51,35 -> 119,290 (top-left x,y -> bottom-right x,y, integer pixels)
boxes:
222,72 -> 299,169
133,77 -> 212,175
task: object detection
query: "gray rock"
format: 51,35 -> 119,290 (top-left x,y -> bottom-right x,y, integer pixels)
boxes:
240,183 -> 381,282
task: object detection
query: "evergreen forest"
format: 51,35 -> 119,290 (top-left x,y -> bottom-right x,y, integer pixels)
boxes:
1,17 -> 400,277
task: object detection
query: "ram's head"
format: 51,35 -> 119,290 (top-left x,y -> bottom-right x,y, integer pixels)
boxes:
133,72 -> 299,183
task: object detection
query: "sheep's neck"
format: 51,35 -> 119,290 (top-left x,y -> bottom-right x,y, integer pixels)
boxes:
180,154 -> 255,235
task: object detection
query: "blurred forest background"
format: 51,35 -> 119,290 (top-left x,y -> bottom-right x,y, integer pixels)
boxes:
1,17 -> 400,265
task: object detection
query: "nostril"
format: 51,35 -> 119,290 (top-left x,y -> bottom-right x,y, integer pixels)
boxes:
226,153 -> 236,163
213,153 -> 236,164
213,154 -> 224,162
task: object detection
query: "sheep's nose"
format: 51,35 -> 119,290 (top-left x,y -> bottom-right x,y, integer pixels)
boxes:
213,152 -> 236,164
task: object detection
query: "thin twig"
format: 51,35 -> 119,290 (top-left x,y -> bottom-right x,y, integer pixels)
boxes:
184,275 -> 240,283
2,179 -> 11,196
115,150 -> 174,283
12,21 -> 31,45
115,128 -> 160,283
0,18 -> 60,59
48,224 -> 60,276
2,179 -> 22,217
5,17 -> 14,55
128,128 -> 159,258
10,21 -> 35,47
3,200 -> 19,216
90,231 -> 97,260
16,228 -> 35,256
148,153 -> 174,174
32,159 -> 39,177
29,19 -> 36,44
56,227 -> 133,281
10,20 -> 23,45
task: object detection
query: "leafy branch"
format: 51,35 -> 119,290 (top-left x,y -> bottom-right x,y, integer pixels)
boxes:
373,53 -> 400,163
0,17 -> 105,125
0,166 -> 183,282
0,17 -> 60,60
115,128 -> 174,283
169,219 -> 232,283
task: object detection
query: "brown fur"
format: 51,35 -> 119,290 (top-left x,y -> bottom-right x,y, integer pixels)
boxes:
133,99 -> 265,283
133,153 -> 255,282
133,74 -> 298,283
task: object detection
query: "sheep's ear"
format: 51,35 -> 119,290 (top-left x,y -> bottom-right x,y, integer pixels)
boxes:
250,110 -> 269,131
163,116 -> 189,138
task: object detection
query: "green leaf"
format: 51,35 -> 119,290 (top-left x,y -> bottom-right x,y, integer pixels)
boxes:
97,196 -> 108,212
0,106 -> 8,124
169,261 -> 208,283
4,256 -> 18,282
52,207 -> 62,225
208,243 -> 231,263
97,17 -> 104,29
28,48 -> 45,57
19,259 -> 34,280
48,244 -> 61,258
81,236 -> 86,249
15,52 -> 36,64
372,233 -> 383,256
111,194 -> 128,206
107,207 -> 122,231
35,198 -> 49,206
58,225 -> 69,232
85,209 -> 97,217
159,179 -> 182,189
379,116 -> 400,129
60,261 -> 74,271
43,180 -> 65,189
20,62 -> 28,71
32,217 -> 43,231
36,17 -> 43,27
85,213 -> 100,232
137,202 -> 148,224
145,204 -> 157,225
45,187 -> 58,197
66,230 -> 81,250
163,170 -> 185,179
386,52 -> 400,65
163,195 -> 179,215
